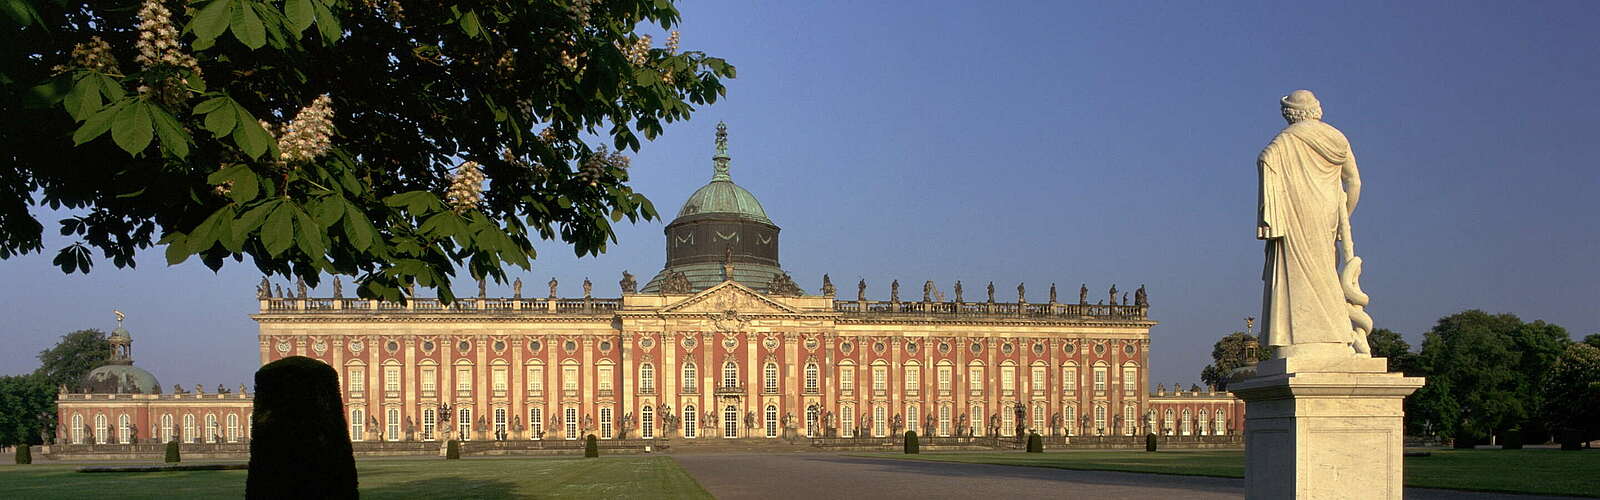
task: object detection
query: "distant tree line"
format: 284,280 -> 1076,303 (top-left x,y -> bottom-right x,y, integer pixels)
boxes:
0,330 -> 110,446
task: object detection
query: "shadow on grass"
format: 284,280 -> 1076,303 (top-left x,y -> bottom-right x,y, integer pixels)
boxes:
362,476 -> 520,499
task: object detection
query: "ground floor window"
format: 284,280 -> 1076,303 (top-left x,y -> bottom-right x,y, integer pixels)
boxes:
1094,406 -> 1107,436
184,414 -> 197,444
495,407 -> 509,440
969,405 -> 983,437
1001,405 -> 1015,437
205,414 -> 219,443
641,405 -> 654,439
723,406 -> 738,438
1198,411 -> 1209,436
564,407 -> 577,440
806,405 -> 818,438
840,405 -> 854,438
873,405 -> 887,437
1181,409 -> 1192,436
117,414 -> 131,444
160,414 -> 173,443
905,405 -> 918,438
227,413 -> 241,442
1215,410 -> 1227,436
70,414 -> 83,444
1164,409 -> 1175,436
599,407 -> 613,439
94,414 -> 107,444
1065,405 -> 1077,436
1032,403 -> 1046,435
1123,405 -> 1137,436
458,408 -> 473,441
765,405 -> 778,438
681,405 -> 695,439
938,404 -> 952,437
388,408 -> 402,441
350,409 -> 365,441
422,408 -> 437,441
527,407 -> 541,440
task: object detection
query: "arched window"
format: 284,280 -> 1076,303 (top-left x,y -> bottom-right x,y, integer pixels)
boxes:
525,407 -> 539,440
969,405 -> 984,436
563,407 -> 577,440
1198,409 -> 1209,436
387,408 -> 402,441
458,407 -> 473,441
160,414 -> 174,443
70,414 -> 83,444
871,361 -> 888,393
495,407 -> 509,439
346,363 -> 366,394
457,361 -> 476,392
639,363 -> 655,393
1215,410 -> 1227,436
1030,362 -> 1047,394
1121,362 -> 1139,393
1181,409 -> 1193,436
938,404 -> 952,437
384,360 -> 402,393
1164,409 -> 1175,436
183,414 -> 197,443
1094,405 -> 1108,436
560,360 -> 578,392
227,414 -> 241,442
805,405 -> 819,438
420,360 -> 439,394
873,405 -> 887,437
596,361 -> 615,393
905,404 -> 919,437
723,405 -> 739,438
1032,403 -> 1046,434
350,409 -> 365,441
1001,404 -> 1015,436
1000,361 -> 1016,392
723,361 -> 740,389
804,363 -> 819,393
840,405 -> 855,438
1123,404 -> 1137,436
94,414 -> 108,444
765,405 -> 778,438
117,414 -> 131,444
1064,404 -> 1077,436
423,408 -> 438,441
641,405 -> 655,439
682,405 -> 696,439
599,406 -> 613,439
682,362 -> 698,393
205,414 -> 219,443
763,362 -> 778,392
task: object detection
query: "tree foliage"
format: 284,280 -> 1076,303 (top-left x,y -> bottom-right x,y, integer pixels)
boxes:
0,374 -> 54,446
1199,331 -> 1269,391
1410,310 -> 1571,442
1366,328 -> 1418,375
3,0 -> 733,302
1540,343 -> 1600,446
34,328 -> 110,391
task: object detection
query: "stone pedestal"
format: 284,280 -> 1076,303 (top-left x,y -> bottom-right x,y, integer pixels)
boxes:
1230,356 -> 1424,500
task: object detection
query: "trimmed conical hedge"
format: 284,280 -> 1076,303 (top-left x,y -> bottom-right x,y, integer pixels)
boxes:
165,440 -> 180,463
246,356 -> 357,500
904,431 -> 919,454
446,439 -> 461,459
584,434 -> 599,457
1026,432 -> 1043,453
1145,433 -> 1158,452
15,444 -> 30,464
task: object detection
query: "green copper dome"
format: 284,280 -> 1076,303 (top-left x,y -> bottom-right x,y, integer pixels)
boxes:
675,122 -> 772,224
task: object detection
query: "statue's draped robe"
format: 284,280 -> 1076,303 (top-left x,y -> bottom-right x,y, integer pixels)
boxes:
1258,120 -> 1355,347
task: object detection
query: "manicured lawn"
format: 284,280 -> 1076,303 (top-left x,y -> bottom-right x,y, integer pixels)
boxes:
864,449 -> 1600,497
0,456 -> 709,499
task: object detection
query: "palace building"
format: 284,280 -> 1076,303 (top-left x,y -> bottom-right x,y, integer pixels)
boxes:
55,124 -> 1243,451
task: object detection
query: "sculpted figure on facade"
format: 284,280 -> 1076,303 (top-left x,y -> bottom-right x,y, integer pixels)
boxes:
1079,283 -> 1089,304
296,277 -> 308,298
239,383 -> 248,394
1124,293 -> 1130,306
512,277 -> 523,298
257,277 -> 271,299
332,277 -> 343,298
619,271 -> 637,294
1135,284 -> 1147,307
954,280 -> 964,303
582,278 -> 592,298
662,272 -> 692,294
194,384 -> 204,394
821,274 -> 835,296
1258,89 -> 1370,357
275,284 -> 284,299
986,282 -> 995,303
746,411 -> 758,430
768,273 -> 803,296
548,277 -> 558,298
922,280 -> 933,302
857,279 -> 866,301
889,280 -> 899,303
1049,283 -> 1057,303
173,384 -> 186,394
957,413 -> 969,437
1017,282 -> 1026,303
1109,284 -> 1118,305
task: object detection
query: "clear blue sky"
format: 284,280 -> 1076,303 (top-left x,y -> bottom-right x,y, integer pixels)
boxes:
3,1 -> 1596,388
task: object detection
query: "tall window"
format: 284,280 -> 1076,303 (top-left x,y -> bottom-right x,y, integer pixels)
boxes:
456,366 -> 473,391
839,365 -> 855,392
871,365 -> 887,392
527,407 -> 541,440
639,363 -> 655,393
526,364 -> 543,392
1093,364 -> 1108,392
904,365 -> 920,392
804,363 -> 819,392
458,408 -> 472,440
1062,364 -> 1078,393
1030,365 -> 1046,393
1198,410 -> 1209,436
423,408 -> 437,441
722,362 -> 739,389
1001,406 -> 1015,437
805,406 -> 819,438
205,414 -> 219,443
873,405 -> 887,437
1164,409 -> 1175,436
1122,363 -> 1138,393
1032,403 -> 1046,434
723,405 -> 738,438
387,408 -> 401,441
599,407 -> 613,439
968,365 -> 984,392
969,405 -> 984,436
160,414 -> 174,443
492,365 -> 509,391
384,365 -> 401,392
937,365 -> 952,392
597,364 -> 614,392
1000,365 -> 1015,391
1124,404 -> 1137,436
562,365 -> 579,391
1215,410 -> 1227,436
681,362 -> 698,393
421,365 -> 437,392
641,405 -> 655,439
763,362 -> 778,392
563,407 -> 578,440
183,414 -> 197,443
681,405 -> 695,439
227,413 -> 241,442
1065,405 -> 1077,436
1095,406 -> 1108,435
765,405 -> 778,438
906,405 -> 919,436
117,414 -> 131,444
71,414 -> 83,444
350,409 -> 365,441
348,366 -> 365,393
840,405 -> 854,438
1182,409 -> 1192,436
938,404 -> 951,437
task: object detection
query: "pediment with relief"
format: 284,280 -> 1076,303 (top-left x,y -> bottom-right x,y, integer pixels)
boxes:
660,281 -> 799,315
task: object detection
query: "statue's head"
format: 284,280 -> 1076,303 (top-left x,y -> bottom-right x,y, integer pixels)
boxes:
1280,89 -> 1323,123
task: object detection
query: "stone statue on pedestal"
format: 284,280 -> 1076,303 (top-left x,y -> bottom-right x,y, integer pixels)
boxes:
889,280 -> 899,303
821,274 -> 835,296
547,277 -> 558,298
857,279 -> 866,301
1079,283 -> 1088,305
1109,284 -> 1118,305
986,282 -> 995,303
1017,282 -> 1026,303
620,271 -> 637,294
1258,89 -> 1371,357
1049,283 -> 1057,303
332,277 -> 343,298
296,277 -> 307,298
257,277 -> 271,299
582,278 -> 592,298
954,281 -> 963,303
513,277 -> 523,298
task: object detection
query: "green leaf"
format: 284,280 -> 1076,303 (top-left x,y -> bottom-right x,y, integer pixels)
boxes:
231,103 -> 272,159
233,200 -> 277,242
24,74 -> 73,109
343,202 -> 374,252
313,197 -> 344,225
188,207 -> 233,253
294,210 -> 326,258
110,101 -> 154,155
262,203 -> 295,257
229,168 -> 260,203
191,0 -> 233,43
201,98 -> 238,135
284,0 -> 313,33
94,73 -> 125,100
312,0 -> 340,43
163,234 -> 190,265
150,107 -> 191,158
231,0 -> 267,49
63,75 -> 103,121
459,10 -> 481,38
72,101 -> 123,145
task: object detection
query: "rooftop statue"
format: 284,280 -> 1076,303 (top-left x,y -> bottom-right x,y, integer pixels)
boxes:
1017,282 -> 1026,303
922,280 -> 933,302
1109,284 -> 1118,305
857,279 -> 866,301
333,277 -> 343,298
890,280 -> 899,303
548,277 -> 558,298
296,277 -> 307,298
821,274 -> 835,296
986,282 -> 995,303
513,277 -> 523,298
1258,90 -> 1371,357
1079,283 -> 1088,305
582,278 -> 592,298
620,271 -> 637,294
954,281 -> 963,303
1135,284 -> 1148,307
1049,283 -> 1057,303
257,277 -> 271,299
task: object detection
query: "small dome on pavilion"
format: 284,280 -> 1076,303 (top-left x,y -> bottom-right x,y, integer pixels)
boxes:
674,122 -> 772,225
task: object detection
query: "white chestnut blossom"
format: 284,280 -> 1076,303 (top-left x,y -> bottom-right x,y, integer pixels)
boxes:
134,0 -> 198,74
277,95 -> 335,163
54,37 -> 120,75
445,161 -> 486,214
